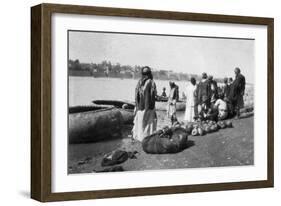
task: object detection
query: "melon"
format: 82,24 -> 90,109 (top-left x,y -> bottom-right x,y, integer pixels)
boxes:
191,128 -> 198,136
198,127 -> 204,136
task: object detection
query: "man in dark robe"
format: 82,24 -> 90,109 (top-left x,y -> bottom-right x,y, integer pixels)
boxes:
133,66 -> 157,141
197,72 -> 211,108
208,75 -> 218,106
221,77 -> 230,100
229,67 -> 246,119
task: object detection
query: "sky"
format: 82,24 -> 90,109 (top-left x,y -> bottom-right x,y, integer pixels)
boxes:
69,31 -> 255,83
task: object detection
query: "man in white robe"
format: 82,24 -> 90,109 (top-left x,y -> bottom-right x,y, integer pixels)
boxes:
167,81 -> 179,125
184,77 -> 198,122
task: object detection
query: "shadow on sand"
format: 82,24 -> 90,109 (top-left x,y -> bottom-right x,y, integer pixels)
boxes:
185,140 -> 195,149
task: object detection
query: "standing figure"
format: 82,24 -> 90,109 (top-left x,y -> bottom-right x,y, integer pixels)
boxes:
229,67 -> 246,119
184,77 -> 198,122
221,77 -> 230,100
226,77 -> 234,116
161,87 -> 167,97
208,75 -> 218,106
167,81 -> 179,125
132,66 -> 157,142
197,73 -> 211,115
228,77 -> 233,86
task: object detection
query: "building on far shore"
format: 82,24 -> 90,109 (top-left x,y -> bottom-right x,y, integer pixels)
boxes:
68,59 -> 226,83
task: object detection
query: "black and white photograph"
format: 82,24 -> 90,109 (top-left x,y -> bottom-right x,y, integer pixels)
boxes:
67,30 -> 254,174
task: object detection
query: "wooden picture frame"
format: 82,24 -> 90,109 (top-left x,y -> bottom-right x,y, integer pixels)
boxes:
31,3 -> 274,202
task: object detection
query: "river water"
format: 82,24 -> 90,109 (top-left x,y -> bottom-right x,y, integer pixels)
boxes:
69,76 -> 254,107
69,76 -> 190,106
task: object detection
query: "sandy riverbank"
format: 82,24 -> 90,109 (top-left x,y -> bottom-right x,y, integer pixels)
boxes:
68,110 -> 254,174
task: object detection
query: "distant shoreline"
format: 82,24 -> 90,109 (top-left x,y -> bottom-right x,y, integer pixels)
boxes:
69,75 -> 254,86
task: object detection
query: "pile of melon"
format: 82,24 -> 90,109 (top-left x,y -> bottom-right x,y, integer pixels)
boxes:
184,120 -> 233,136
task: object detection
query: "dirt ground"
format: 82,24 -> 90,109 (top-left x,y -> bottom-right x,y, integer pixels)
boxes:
68,111 -> 254,174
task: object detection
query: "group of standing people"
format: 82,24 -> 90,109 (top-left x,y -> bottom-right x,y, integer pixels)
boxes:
132,66 -> 246,142
184,67 -> 246,123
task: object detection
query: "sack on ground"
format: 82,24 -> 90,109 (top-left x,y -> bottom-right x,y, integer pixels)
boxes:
142,127 -> 188,154
101,150 -> 129,166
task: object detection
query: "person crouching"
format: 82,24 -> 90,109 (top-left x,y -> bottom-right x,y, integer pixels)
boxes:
214,98 -> 228,120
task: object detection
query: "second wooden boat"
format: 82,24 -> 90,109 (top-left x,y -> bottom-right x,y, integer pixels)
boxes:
155,100 -> 186,111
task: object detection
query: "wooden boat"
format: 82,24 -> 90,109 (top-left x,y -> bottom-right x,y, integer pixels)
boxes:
69,105 -> 124,144
92,100 -> 135,124
155,96 -> 186,111
155,100 -> 186,111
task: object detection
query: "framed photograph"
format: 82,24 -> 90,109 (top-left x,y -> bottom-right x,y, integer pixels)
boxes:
31,3 -> 274,202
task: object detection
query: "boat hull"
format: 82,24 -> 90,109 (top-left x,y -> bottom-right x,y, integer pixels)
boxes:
119,109 -> 134,124
92,100 -> 135,124
69,106 -> 124,144
155,101 -> 186,111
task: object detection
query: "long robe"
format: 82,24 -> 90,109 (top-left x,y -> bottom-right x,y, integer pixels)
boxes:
184,83 -> 197,122
132,79 -> 157,142
197,79 -> 211,104
229,74 -> 246,108
167,86 -> 179,118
